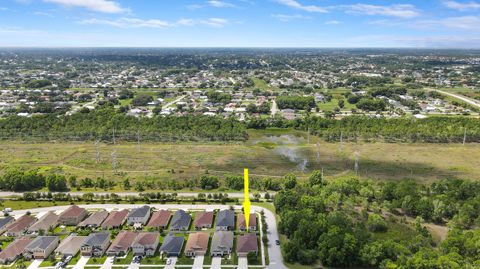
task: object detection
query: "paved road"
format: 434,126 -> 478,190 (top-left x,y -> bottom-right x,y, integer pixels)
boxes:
429,89 -> 480,109
163,95 -> 187,110
10,204 -> 287,269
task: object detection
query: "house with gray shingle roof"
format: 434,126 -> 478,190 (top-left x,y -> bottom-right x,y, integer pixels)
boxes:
216,210 -> 234,231
24,236 -> 59,259
79,210 -> 109,228
169,210 -> 191,231
28,212 -> 58,234
211,231 -> 233,256
55,235 -> 87,257
0,216 -> 14,234
159,234 -> 184,257
127,206 -> 151,226
80,232 -> 110,257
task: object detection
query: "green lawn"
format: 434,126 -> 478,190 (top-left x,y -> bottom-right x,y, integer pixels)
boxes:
113,252 -> 134,265
86,256 -> 107,265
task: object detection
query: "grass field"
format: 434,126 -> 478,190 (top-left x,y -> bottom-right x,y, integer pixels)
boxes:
0,129 -> 479,184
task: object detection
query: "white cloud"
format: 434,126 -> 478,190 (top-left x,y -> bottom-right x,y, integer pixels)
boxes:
43,0 -> 128,14
202,18 -> 229,27
34,11 -> 54,17
346,4 -> 419,18
80,17 -> 229,28
440,16 -> 480,29
369,16 -> 480,30
271,14 -> 310,22
276,0 -> 327,13
81,18 -> 170,28
325,20 -> 341,25
207,0 -> 236,8
443,0 -> 480,11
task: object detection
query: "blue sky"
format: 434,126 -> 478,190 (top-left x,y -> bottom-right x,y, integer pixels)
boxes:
0,0 -> 479,47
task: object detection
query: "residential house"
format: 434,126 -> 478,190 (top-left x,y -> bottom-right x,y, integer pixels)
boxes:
24,236 -> 59,259
236,233 -> 258,257
146,210 -> 171,230
184,232 -> 209,257
27,212 -> 58,234
211,231 -> 233,257
54,235 -> 87,257
106,231 -> 137,257
4,215 -> 37,237
127,206 -> 151,226
79,210 -> 109,229
0,237 -> 33,264
216,210 -> 234,231
101,209 -> 129,229
169,210 -> 191,231
0,216 -> 14,234
238,213 -> 257,231
194,211 -> 214,230
58,205 -> 88,226
80,233 -> 110,257
132,232 -> 159,257
159,234 -> 184,257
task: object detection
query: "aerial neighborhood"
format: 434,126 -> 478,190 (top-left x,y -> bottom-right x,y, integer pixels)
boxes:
0,205 -> 264,268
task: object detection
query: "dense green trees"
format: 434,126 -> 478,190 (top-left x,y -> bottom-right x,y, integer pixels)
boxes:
207,91 -> 232,104
132,94 -> 153,106
45,174 -> 68,192
0,168 -> 46,191
275,174 -> 480,268
0,108 -> 247,142
276,96 -> 315,110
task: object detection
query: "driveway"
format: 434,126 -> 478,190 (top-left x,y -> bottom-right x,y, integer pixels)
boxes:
26,259 -> 43,269
193,255 -> 204,269
164,257 -> 177,269
101,256 -> 114,269
211,257 -> 222,269
73,256 -> 90,269
238,257 -> 248,269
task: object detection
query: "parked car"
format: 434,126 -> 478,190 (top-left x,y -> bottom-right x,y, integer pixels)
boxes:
275,240 -> 280,245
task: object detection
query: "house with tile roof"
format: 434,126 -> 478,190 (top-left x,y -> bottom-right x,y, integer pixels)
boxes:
0,237 -> 33,264
146,210 -> 171,230
184,232 -> 209,257
58,205 -> 88,226
101,209 -> 129,229
4,215 -> 37,237
236,233 -> 258,257
238,213 -> 257,231
194,211 -> 214,230
132,232 -> 159,257
106,231 -> 137,256
55,235 -> 87,257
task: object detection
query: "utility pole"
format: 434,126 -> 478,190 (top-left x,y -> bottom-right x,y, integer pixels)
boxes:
340,130 -> 344,152
94,139 -> 100,164
316,141 -> 320,164
354,151 -> 360,176
463,127 -> 467,145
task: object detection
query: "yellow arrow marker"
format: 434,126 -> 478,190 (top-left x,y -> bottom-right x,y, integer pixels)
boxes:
243,168 -> 251,232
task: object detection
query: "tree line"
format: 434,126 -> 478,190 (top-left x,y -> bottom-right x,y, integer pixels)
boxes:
247,116 -> 480,143
275,172 -> 480,268
0,108 -> 247,142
